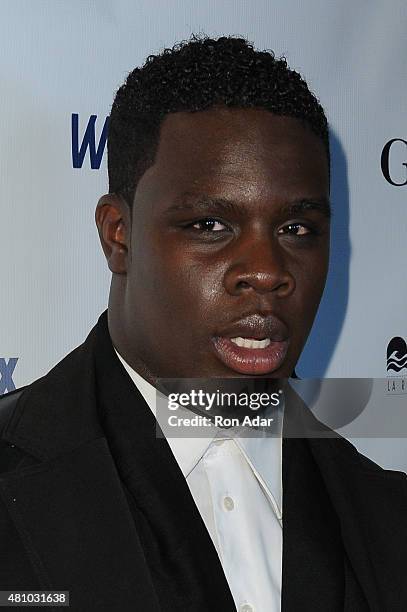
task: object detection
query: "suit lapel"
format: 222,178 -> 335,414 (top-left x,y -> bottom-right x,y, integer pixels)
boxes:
283,383 -> 407,611
282,437 -> 346,611
92,312 -> 236,611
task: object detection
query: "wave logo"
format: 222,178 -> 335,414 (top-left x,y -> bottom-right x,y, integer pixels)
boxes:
387,337 -> 407,374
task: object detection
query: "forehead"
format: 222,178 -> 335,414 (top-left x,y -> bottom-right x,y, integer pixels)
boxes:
134,108 -> 329,208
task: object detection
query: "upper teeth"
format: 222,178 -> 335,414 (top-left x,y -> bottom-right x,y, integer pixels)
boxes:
230,337 -> 271,349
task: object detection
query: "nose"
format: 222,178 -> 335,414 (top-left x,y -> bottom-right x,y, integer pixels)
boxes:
223,233 -> 296,298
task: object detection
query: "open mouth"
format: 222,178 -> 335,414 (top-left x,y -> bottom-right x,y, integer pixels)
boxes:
212,335 -> 289,375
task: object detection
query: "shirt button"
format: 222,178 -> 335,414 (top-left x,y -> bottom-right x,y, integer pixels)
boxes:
223,496 -> 235,511
240,605 -> 254,612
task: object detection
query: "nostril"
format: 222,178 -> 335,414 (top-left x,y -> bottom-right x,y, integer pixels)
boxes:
236,280 -> 251,290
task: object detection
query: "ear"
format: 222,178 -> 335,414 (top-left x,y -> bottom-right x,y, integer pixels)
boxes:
95,194 -> 130,274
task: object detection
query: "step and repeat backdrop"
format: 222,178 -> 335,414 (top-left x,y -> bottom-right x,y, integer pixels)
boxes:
0,0 -> 406,468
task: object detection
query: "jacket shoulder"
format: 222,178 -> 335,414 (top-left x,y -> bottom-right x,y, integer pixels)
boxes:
340,435 -> 407,478
356,443 -> 407,483
0,318 -> 105,462
0,388 -> 26,434
0,390 -> 44,587
0,387 -> 40,474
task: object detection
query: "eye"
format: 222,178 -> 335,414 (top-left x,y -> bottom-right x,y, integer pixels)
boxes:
278,223 -> 313,236
192,218 -> 228,232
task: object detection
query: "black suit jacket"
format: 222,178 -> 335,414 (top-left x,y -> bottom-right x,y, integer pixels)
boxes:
0,312 -> 406,611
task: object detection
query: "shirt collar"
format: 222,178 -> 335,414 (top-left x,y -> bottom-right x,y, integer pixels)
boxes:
234,435 -> 282,519
114,348 -> 216,477
114,348 -> 282,517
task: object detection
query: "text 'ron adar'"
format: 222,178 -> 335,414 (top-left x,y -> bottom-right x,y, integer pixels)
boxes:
167,414 -> 274,428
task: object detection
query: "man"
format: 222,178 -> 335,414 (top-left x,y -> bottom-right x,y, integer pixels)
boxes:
0,36 -> 406,611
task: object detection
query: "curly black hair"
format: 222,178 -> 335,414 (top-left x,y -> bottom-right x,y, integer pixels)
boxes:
108,35 -> 329,206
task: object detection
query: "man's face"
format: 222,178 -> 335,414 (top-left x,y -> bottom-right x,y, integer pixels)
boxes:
112,108 -> 330,379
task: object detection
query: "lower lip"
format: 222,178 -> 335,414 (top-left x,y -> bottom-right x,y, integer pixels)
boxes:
212,337 -> 289,375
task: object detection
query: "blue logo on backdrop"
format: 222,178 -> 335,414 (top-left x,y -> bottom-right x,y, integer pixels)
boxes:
0,357 -> 18,395
71,114 -> 109,169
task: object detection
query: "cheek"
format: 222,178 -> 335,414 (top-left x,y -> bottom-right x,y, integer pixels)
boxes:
132,236 -> 225,318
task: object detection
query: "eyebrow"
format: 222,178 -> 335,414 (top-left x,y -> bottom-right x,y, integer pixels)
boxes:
281,198 -> 331,218
164,196 -> 241,216
163,195 -> 331,219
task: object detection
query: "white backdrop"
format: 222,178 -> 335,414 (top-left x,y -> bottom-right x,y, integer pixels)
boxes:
0,0 -> 406,468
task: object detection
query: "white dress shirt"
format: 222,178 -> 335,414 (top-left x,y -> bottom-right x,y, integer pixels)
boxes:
115,349 -> 282,612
